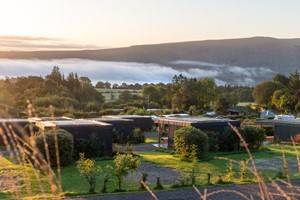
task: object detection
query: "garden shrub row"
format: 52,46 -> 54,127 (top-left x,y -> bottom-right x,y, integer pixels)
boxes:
32,129 -> 108,167
174,125 -> 266,159
112,127 -> 145,144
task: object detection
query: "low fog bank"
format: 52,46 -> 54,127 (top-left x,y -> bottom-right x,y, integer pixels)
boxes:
0,59 -> 275,86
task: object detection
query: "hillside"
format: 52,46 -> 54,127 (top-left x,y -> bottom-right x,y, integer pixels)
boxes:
1,37 -> 300,77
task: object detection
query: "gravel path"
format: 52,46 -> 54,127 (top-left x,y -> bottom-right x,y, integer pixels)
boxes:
67,179 -> 300,200
125,162 -> 181,185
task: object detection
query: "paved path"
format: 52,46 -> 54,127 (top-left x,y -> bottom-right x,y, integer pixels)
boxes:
67,180 -> 300,200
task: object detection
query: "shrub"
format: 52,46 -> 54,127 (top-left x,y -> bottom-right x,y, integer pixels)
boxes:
74,133 -> 103,159
205,131 -> 219,152
128,128 -> 145,144
114,153 -> 140,191
24,123 -> 40,135
174,126 -> 208,159
242,126 -> 266,150
262,126 -> 274,136
112,129 -> 122,144
85,101 -> 101,112
34,95 -> 80,109
76,153 -> 101,193
218,127 -> 240,152
34,129 -> 74,167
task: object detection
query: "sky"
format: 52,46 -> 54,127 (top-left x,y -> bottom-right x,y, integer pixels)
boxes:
0,0 -> 300,50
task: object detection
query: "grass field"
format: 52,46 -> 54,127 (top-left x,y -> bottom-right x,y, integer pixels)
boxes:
96,88 -> 142,102
138,144 -> 300,185
1,141 -> 300,199
58,143 -> 300,196
237,102 -> 257,106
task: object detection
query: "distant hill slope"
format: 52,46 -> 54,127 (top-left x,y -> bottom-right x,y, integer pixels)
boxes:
1,37 -> 300,73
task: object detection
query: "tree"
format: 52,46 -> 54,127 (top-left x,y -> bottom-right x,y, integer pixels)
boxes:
0,89 -> 15,106
235,88 -> 254,102
104,81 -> 111,89
215,96 -> 231,115
46,66 -> 63,84
120,83 -> 128,89
253,81 -> 283,107
114,153 -> 140,191
66,72 -> 80,91
272,90 -> 291,113
112,83 -> 119,89
174,126 -> 209,159
77,153 -> 101,193
242,126 -> 266,150
287,70 -> 300,95
142,85 -> 164,107
118,90 -> 133,102
273,74 -> 289,87
288,70 -> 300,110
95,81 -> 105,88
197,78 -> 218,109
79,76 -> 92,84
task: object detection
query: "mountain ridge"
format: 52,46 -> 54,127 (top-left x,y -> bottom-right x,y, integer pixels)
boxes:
1,36 -> 300,74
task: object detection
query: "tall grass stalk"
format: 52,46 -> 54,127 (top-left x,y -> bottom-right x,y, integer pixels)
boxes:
50,105 -> 63,194
281,151 -> 295,200
290,136 -> 300,173
140,181 -> 158,200
0,103 -> 63,199
228,123 -> 273,200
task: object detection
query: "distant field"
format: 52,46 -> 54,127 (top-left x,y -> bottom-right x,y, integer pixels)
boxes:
96,88 -> 142,102
237,102 -> 256,106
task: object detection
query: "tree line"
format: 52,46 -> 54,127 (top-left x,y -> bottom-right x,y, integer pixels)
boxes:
252,70 -> 300,114
0,66 -> 254,117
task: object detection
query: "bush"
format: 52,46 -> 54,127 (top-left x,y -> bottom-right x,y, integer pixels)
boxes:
128,128 -> 145,144
24,123 -> 40,135
34,129 -> 74,167
34,95 -> 80,109
242,126 -> 266,150
112,129 -> 122,144
114,153 -> 140,191
262,126 -> 274,136
76,153 -> 101,193
218,127 -> 240,152
205,131 -> 219,152
174,126 -> 208,159
74,133 -> 103,159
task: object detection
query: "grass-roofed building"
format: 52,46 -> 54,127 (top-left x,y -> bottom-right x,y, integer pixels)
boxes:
157,117 -> 241,149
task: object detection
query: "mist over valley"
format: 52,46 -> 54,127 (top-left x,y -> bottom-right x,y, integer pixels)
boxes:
1,37 -> 300,85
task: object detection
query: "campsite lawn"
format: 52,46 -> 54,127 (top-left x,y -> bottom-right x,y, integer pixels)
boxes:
137,143 -> 300,185
1,143 -> 300,199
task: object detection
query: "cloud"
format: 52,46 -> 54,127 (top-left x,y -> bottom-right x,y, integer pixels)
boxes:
170,60 -> 226,68
0,35 -> 59,41
0,35 -> 103,51
0,59 -> 275,86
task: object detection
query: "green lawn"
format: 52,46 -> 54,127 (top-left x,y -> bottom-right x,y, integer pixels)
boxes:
1,143 -> 300,199
145,136 -> 158,143
137,144 -> 300,185
0,156 -> 54,199
60,159 -> 125,196
237,102 -> 256,106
